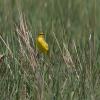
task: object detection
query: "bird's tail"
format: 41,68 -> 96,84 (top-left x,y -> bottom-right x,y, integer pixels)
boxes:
47,50 -> 50,58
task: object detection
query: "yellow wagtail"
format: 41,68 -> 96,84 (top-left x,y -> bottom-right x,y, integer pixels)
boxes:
36,32 -> 49,54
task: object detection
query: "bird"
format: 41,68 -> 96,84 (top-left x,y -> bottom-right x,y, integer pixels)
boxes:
36,32 -> 49,54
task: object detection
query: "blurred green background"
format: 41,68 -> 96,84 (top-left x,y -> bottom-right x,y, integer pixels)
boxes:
0,0 -> 100,100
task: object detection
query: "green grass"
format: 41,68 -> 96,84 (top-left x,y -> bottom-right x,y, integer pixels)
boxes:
0,0 -> 100,100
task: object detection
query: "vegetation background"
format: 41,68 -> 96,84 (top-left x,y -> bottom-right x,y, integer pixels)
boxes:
0,0 -> 100,100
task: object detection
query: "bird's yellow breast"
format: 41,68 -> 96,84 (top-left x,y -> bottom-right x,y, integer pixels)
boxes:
37,36 -> 49,54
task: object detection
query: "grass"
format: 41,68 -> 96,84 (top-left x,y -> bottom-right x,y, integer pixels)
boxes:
0,0 -> 100,100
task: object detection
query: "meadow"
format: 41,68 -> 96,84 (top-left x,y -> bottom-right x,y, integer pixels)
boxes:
0,0 -> 100,100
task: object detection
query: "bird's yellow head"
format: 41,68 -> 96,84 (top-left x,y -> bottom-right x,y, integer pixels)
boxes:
38,32 -> 45,37
39,32 -> 44,35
